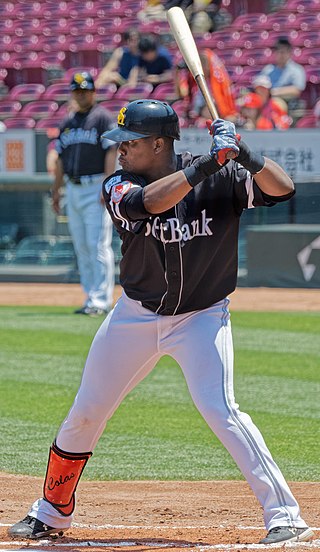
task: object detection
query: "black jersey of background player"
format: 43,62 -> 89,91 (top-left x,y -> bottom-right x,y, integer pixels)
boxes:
56,104 -> 113,178
103,152 -> 286,316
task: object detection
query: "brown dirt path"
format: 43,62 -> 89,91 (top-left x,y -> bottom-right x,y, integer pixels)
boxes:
0,283 -> 319,311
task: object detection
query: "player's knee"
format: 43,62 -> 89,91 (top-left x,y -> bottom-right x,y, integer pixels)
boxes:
69,402 -> 107,430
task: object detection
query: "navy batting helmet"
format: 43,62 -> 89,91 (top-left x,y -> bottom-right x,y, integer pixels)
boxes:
102,99 -> 180,141
70,71 -> 95,91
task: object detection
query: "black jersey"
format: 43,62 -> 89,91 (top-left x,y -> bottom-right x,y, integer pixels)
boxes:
56,104 -> 114,177
103,153 -> 292,315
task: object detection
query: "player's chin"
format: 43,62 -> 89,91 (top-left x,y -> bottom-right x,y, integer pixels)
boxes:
119,157 -> 129,170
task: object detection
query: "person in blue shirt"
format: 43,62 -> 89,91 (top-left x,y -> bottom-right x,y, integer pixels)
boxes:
95,29 -> 140,89
128,34 -> 173,88
259,37 -> 306,112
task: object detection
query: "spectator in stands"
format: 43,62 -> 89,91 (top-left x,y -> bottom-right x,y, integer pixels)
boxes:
175,49 -> 237,124
237,78 -> 292,131
128,34 -> 173,88
95,29 -> 140,89
258,37 -> 306,114
251,74 -> 292,129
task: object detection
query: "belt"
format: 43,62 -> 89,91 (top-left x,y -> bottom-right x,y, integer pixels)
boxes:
69,176 -> 82,185
67,174 -> 105,186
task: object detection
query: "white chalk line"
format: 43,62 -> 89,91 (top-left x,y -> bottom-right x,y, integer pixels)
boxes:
2,523 -> 320,531
1,540 -> 320,551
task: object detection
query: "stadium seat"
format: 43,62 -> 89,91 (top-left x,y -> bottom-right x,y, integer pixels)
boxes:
0,100 -> 22,116
21,100 -> 59,119
35,117 -> 63,130
230,13 -> 268,32
295,114 -> 318,127
3,117 -> 36,129
95,84 -> 117,101
151,82 -> 177,102
42,83 -> 71,103
99,100 -> 128,115
46,238 -> 77,266
9,83 -> 45,102
11,235 -> 57,265
116,83 -> 154,100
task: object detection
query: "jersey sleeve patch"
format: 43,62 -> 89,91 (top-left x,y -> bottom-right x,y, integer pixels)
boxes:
110,181 -> 133,203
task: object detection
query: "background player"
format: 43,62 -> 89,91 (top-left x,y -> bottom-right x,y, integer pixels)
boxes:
51,71 -> 117,316
9,100 -> 313,546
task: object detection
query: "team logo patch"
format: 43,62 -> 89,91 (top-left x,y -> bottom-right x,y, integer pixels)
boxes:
104,175 -> 122,194
111,180 -> 132,203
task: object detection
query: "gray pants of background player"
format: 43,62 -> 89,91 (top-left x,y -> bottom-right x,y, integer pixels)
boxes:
29,292 -> 307,531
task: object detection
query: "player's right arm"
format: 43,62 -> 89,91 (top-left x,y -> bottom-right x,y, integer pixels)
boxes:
51,157 -> 64,214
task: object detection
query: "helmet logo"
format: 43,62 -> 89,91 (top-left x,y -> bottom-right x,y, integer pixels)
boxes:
118,107 -> 127,126
74,73 -> 86,85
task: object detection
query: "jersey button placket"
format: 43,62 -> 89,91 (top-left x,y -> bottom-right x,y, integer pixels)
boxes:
162,242 -> 181,315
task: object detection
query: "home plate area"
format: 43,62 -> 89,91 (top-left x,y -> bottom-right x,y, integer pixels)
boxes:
1,477 -> 320,552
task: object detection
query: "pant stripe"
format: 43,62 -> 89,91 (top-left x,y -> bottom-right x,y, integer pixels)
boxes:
221,317 -> 293,526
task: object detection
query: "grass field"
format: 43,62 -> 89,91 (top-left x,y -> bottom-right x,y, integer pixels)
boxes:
0,306 -> 319,481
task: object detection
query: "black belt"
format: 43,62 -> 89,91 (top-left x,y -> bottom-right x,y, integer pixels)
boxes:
68,176 -> 82,185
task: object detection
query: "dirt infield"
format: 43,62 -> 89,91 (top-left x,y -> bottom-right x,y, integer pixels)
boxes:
1,475 -> 319,551
1,282 -> 320,311
1,284 -> 319,550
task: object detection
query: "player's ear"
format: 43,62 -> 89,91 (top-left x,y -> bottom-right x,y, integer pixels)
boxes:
153,137 -> 165,154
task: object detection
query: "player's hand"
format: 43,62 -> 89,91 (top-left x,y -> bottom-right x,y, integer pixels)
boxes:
207,118 -> 237,137
206,119 -> 240,165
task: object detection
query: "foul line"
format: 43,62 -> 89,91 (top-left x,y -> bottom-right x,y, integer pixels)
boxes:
1,523 -> 320,531
1,540 -> 320,550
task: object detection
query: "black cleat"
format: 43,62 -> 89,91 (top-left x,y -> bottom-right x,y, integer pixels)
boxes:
8,515 -> 64,540
259,526 -> 314,544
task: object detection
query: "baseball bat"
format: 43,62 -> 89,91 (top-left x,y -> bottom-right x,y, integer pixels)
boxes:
167,6 -> 219,120
166,6 -> 237,159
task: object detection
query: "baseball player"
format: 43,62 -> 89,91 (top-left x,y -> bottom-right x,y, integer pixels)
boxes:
51,71 -> 117,316
9,100 -> 313,546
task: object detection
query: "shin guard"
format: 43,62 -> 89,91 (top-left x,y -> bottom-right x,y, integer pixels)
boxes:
43,441 -> 92,516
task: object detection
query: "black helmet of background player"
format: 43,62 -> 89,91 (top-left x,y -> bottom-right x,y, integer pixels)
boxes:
70,71 -> 95,91
102,99 -> 180,142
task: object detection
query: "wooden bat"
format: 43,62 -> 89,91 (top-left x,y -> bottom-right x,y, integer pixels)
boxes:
167,6 -> 237,159
166,6 -> 219,120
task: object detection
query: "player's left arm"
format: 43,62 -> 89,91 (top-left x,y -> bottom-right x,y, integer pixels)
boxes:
234,140 -> 294,198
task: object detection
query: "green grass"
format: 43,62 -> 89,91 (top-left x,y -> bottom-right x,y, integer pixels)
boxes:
0,306 -> 319,481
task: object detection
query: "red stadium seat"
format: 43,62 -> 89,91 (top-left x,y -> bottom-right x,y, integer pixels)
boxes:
116,83 -> 153,100
95,84 -> 118,101
295,114 -> 318,127
3,117 -> 36,129
9,83 -> 45,102
0,100 -> 22,116
151,82 -> 177,102
21,100 -> 59,119
99,100 -> 128,115
35,117 -> 63,130
42,83 -> 71,103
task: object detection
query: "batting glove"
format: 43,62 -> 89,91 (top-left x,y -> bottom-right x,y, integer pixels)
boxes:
206,119 -> 240,165
210,133 -> 240,166
207,118 -> 237,137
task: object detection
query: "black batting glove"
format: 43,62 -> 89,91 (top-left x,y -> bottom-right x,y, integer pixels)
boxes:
234,140 -> 265,175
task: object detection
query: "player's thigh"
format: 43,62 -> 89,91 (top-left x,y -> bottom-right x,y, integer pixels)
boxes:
171,299 -> 234,408
76,293 -> 161,412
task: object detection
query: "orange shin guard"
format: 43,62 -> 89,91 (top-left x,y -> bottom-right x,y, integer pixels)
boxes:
43,441 -> 92,516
